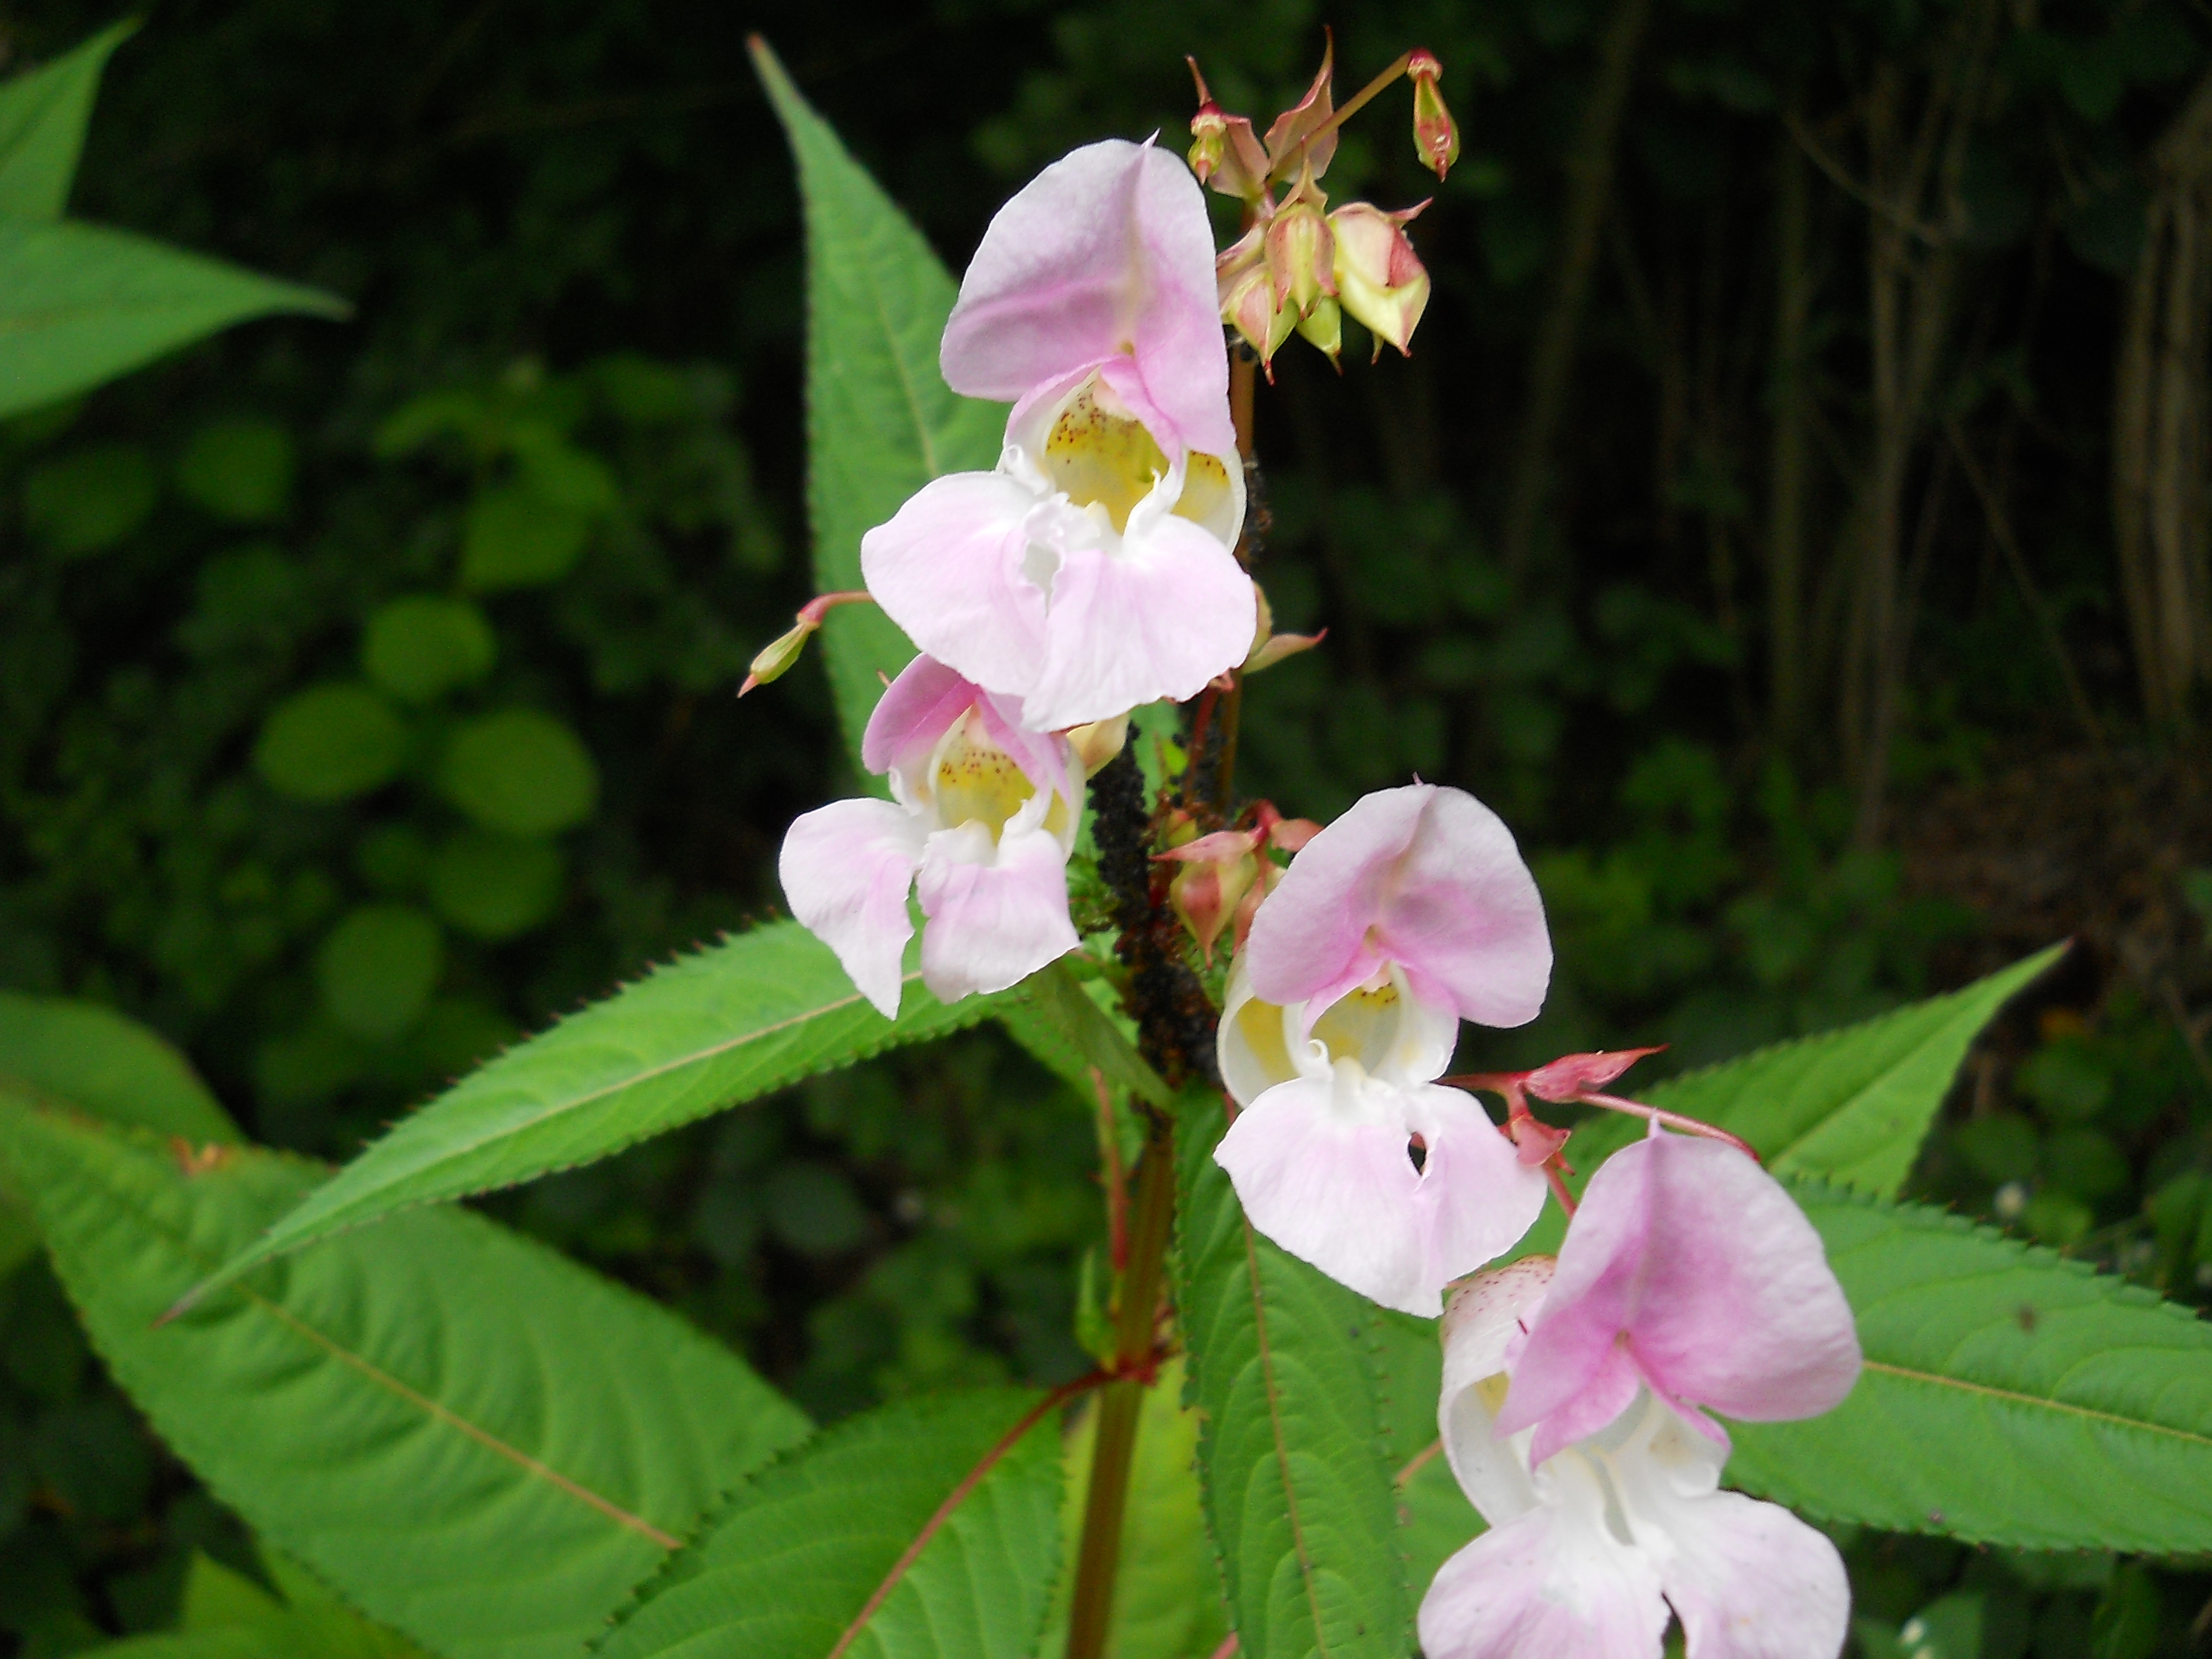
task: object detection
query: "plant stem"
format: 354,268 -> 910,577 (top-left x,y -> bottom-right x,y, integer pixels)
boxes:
1064,1111 -> 1179,1659
1267,51 -> 1413,186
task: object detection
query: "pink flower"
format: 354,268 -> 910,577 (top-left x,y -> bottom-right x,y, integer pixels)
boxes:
1494,1133 -> 1862,1469
778,655 -> 1080,1019
1211,783 -> 1555,1317
1418,1183 -> 1860,1659
1242,783 -> 1553,1033
862,140 -> 1254,732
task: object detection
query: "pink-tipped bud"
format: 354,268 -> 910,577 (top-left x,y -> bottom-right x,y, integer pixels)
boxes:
1408,49 -> 1460,181
1217,226 -> 1295,371
1523,1046 -> 1666,1103
1164,838 -> 1262,964
739,615 -> 817,695
1189,99 -> 1229,185
1265,176 -> 1335,318
1187,57 -> 1272,201
1330,201 -> 1431,359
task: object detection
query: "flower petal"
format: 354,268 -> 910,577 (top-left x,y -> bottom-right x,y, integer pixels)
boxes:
861,470 -> 1048,701
1408,1085 -> 1551,1293
941,139 -> 1233,457
1498,1134 -> 1861,1460
1019,510 -> 1256,731
1439,1257 -> 1556,1525
1246,784 -> 1551,1030
1212,1071 -> 1434,1314
862,653 -> 982,778
779,798 -> 925,1019
913,811 -> 1078,1003
1417,1481 -> 1669,1659
1647,1489 -> 1849,1659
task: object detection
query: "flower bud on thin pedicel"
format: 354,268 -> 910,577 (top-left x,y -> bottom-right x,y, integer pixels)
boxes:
1331,201 -> 1431,359
1185,58 -> 1271,201
1408,48 -> 1460,181
1260,36 -> 1339,183
1265,167 -> 1334,318
1218,226 -> 1296,371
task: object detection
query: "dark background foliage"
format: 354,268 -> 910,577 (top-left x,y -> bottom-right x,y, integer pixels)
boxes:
1,0 -> 2211,1652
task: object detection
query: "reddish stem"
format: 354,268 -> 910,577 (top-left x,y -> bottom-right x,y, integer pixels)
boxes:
1576,1091 -> 1761,1161
1266,50 -> 1415,184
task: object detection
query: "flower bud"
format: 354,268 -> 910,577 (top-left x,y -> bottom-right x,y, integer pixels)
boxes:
1169,844 -> 1261,964
1065,714 -> 1129,778
1186,58 -> 1271,201
1265,174 -> 1334,317
1408,49 -> 1460,181
1330,201 -> 1431,359
739,616 -> 815,695
1217,226 -> 1296,371
1189,100 -> 1230,185
1295,294 -> 1342,365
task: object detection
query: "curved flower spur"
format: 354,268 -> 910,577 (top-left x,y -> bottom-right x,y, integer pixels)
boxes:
861,138 -> 1256,733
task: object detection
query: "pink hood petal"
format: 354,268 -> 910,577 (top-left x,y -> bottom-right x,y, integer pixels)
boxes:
941,139 -> 1233,457
1498,1134 -> 1861,1457
779,798 -> 926,1019
1019,512 -> 1256,731
1407,1085 -> 1551,1292
1417,1492 -> 1669,1659
1246,784 -> 1552,1030
862,653 -> 982,778
861,470 -> 1048,701
1212,1073 -> 1433,1315
913,815 -> 1078,1002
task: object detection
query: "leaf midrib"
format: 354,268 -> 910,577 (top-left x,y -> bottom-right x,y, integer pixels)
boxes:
1242,1217 -> 1334,1659
1859,1358 -> 2212,1450
62,1131 -> 689,1548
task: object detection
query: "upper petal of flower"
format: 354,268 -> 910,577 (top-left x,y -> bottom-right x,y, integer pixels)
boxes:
941,139 -> 1234,457
861,469 -> 1050,703
1212,1069 -> 1435,1314
1496,1134 -> 1861,1465
1416,1470 -> 1669,1659
912,802 -> 1079,1003
1244,783 -> 1552,1030
862,653 -> 984,779
1019,506 -> 1256,731
779,798 -> 928,1019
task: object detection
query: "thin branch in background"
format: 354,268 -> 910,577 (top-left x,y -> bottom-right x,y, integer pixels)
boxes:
1782,108 -> 1944,247
1946,422 -> 2106,748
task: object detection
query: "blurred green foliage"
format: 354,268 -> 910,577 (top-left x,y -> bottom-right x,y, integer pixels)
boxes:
2,0 -> 2211,1652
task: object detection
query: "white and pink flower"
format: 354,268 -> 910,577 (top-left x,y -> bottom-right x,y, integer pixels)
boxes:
861,139 -> 1254,732
1419,1134 -> 1862,1659
1213,783 -> 1555,1316
779,655 -> 1081,1020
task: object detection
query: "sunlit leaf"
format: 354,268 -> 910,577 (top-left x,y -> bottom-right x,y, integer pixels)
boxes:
0,21 -> 136,221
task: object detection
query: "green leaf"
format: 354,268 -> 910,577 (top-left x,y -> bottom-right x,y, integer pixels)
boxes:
458,483 -> 590,591
1173,1096 -> 1411,1659
428,831 -> 564,942
0,990 -> 238,1143
1521,946 -> 2067,1263
752,40 -> 1002,775
1039,1357 -> 1227,1659
197,920 -> 1008,1295
0,21 -> 136,221
24,441 -> 158,553
176,417 -> 294,523
596,1388 -> 1061,1659
254,683 -> 409,804
1726,1179 -> 2212,1553
438,708 -> 598,836
0,216 -> 348,422
315,905 -> 445,1041
362,596 -> 497,705
1018,962 -> 1174,1111
0,1100 -> 811,1659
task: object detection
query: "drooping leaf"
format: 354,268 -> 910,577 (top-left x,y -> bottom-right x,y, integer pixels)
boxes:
1517,946 -> 2064,1258
596,1388 -> 1060,1659
1730,1179 -> 2212,1553
198,921 -> 1006,1296
0,990 -> 237,1143
1017,962 -> 1174,1111
752,39 -> 1002,774
0,20 -> 136,221
1039,1357 -> 1227,1659
0,1101 -> 811,1659
0,216 -> 348,421
1174,1097 -> 1411,1659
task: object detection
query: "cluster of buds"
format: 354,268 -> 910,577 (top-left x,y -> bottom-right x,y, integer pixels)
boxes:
1189,39 -> 1456,374
1155,800 -> 1319,962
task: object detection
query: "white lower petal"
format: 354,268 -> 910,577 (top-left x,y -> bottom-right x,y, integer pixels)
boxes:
1407,1085 -> 1551,1289
913,816 -> 1078,1003
779,798 -> 926,1019
861,469 -> 1049,699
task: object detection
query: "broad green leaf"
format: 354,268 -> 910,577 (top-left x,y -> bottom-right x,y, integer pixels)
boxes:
1174,1096 -> 1410,1659
176,1549 -> 422,1659
752,40 -> 1002,773
199,921 -> 1004,1296
1018,962 -> 1174,1110
0,989 -> 238,1271
0,216 -> 348,422
0,21 -> 135,221
1365,1311 -> 1477,1602
597,1388 -> 1060,1659
0,1101 -> 811,1659
1517,947 -> 2064,1258
1040,1357 -> 1227,1659
1731,1180 -> 2212,1552
0,990 -> 237,1143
